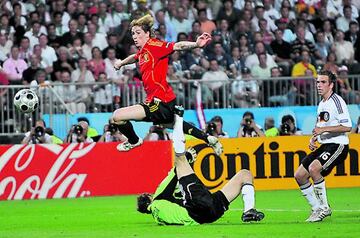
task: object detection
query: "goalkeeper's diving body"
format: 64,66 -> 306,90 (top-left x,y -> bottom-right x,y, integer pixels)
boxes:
137,106 -> 264,225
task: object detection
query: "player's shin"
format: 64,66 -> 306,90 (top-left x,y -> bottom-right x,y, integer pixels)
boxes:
241,183 -> 255,212
313,177 -> 329,208
173,114 -> 185,155
117,121 -> 140,144
299,181 -> 320,210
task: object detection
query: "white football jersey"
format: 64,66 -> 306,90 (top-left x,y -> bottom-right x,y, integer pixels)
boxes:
316,93 -> 352,144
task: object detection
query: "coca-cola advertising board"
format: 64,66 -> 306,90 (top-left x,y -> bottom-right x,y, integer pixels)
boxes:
0,142 -> 173,201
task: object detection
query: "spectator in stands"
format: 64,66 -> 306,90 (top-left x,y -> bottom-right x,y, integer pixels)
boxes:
71,57 -> 95,110
314,31 -> 331,65
198,9 -> 216,34
61,19 -> 84,48
231,19 -> 254,47
99,123 -> 128,142
54,69 -> 85,113
18,37 -> 32,62
267,66 -> 297,106
264,117 -> 279,137
258,18 -> 274,46
68,37 -> 85,61
2,45 -> 28,85
232,67 -> 260,108
166,64 -> 187,104
39,34 -> 58,67
21,119 -> 53,144
144,125 -> 171,141
52,46 -> 76,81
202,59 -> 230,107
171,5 -> 192,35
336,5 -> 354,33
0,33 -> 12,62
88,46 -> 106,81
323,52 -> 339,73
291,26 -> 320,63
87,22 -> 108,51
98,2 -> 115,33
229,45 -> 243,79
65,120 -> 94,143
271,29 -> 292,75
333,30 -> 355,65
279,114 -> 302,136
345,21 -> 360,47
53,11 -> 68,36
216,0 -> 241,31
22,54 -> 41,85
93,72 -> 114,112
102,33 -> 126,60
154,9 -> 177,42
0,14 -> 15,41
291,49 -> 317,77
24,22 -> 41,51
245,41 -> 277,69
9,3 -> 27,30
251,53 -> 272,78
322,19 -> 335,45
351,116 -> 360,134
188,21 -> 202,42
210,116 -> 229,138
76,13 -> 88,33
30,69 -> 51,108
111,1 -> 130,28
336,65 -> 360,104
237,111 -> 264,137
251,5 -> 276,32
46,23 -> 62,50
207,42 -> 235,77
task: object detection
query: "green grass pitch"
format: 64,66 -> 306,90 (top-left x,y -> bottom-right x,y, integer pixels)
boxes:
0,188 -> 359,238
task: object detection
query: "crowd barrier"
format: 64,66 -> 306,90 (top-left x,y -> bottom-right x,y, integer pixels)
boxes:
1,135 -> 359,201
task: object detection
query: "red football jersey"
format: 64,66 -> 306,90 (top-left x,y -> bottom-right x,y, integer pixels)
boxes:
134,38 -> 176,103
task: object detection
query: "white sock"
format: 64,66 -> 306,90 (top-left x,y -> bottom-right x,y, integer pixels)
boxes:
300,182 -> 320,210
173,115 -> 185,155
241,184 -> 255,212
314,178 -> 329,209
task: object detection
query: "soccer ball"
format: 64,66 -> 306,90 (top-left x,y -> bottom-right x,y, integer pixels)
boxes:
13,89 -> 39,113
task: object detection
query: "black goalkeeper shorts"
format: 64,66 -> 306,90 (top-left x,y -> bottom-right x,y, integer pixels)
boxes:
139,98 -> 176,124
178,173 -> 229,224
301,143 -> 349,177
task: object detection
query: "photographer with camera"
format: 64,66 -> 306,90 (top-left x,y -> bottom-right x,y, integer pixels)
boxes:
279,114 -> 303,136
144,125 -> 171,141
21,119 -> 53,144
237,111 -> 264,137
65,121 -> 94,143
99,123 -> 128,142
210,116 -> 229,138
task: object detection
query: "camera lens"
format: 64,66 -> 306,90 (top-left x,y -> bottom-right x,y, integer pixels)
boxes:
108,123 -> 118,133
34,126 -> 45,137
74,125 -> 83,135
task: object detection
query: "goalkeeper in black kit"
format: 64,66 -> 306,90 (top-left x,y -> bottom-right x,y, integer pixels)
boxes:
137,106 -> 264,225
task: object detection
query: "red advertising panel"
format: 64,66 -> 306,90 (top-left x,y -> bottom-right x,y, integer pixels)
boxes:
0,142 -> 173,200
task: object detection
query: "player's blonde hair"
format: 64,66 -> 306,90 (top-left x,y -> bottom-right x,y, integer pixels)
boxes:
130,14 -> 155,38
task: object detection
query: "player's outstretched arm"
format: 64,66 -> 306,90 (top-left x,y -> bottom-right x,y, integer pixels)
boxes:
114,54 -> 136,70
173,32 -> 211,51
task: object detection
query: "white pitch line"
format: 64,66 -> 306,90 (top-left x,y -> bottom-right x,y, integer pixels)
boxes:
230,208 -> 360,212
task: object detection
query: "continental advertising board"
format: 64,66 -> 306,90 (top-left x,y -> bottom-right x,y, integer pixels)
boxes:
187,134 -> 360,191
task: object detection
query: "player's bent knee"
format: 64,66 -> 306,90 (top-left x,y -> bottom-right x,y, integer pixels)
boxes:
308,164 -> 322,176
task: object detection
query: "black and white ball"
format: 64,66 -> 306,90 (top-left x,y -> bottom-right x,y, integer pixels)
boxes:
14,89 -> 39,113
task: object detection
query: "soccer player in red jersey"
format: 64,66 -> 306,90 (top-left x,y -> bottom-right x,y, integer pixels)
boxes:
112,14 -> 223,154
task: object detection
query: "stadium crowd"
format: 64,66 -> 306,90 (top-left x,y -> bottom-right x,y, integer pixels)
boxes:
0,0 -> 359,141
0,0 -> 360,113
